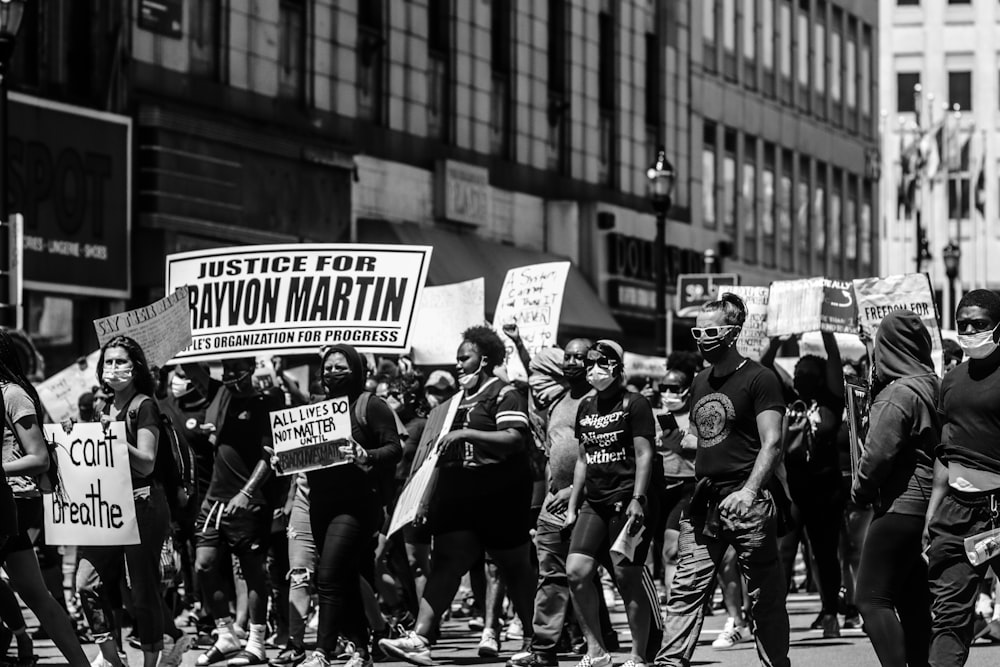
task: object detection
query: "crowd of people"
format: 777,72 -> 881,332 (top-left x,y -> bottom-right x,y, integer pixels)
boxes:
0,288 -> 999,667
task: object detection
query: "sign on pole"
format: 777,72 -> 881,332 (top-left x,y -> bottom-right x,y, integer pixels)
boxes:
165,244 -> 433,360
270,398 -> 354,476
675,274 -> 739,318
93,287 -> 192,367
43,422 -> 139,546
410,278 -> 486,365
493,262 -> 570,381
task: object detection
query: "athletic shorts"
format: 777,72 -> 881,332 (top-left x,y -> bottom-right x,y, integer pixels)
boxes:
196,498 -> 270,554
0,497 -> 42,559
569,498 -> 658,566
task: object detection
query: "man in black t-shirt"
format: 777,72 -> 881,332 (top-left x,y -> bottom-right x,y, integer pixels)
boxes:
655,294 -> 789,667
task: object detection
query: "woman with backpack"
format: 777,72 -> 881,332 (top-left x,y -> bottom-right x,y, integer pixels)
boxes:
0,329 -> 89,667
76,335 -> 171,667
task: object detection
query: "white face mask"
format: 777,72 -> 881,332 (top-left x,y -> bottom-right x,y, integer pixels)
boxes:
458,359 -> 486,390
103,367 -> 133,390
586,365 -> 617,391
170,376 -> 193,398
662,389 -> 689,412
958,326 -> 1000,360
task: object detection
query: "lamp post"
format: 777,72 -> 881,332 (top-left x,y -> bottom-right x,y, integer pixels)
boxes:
646,147 -> 675,357
0,0 -> 25,329
942,240 -> 961,331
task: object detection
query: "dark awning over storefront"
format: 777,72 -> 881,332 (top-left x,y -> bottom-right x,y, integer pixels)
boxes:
359,220 -> 622,341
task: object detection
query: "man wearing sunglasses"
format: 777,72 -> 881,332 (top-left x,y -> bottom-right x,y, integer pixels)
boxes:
655,293 -> 790,667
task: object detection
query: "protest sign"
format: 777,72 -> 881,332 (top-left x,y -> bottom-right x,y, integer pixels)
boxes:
623,352 -> 667,383
165,244 -> 433,361
853,273 -> 943,374
93,287 -> 192,367
270,397 -> 353,476
410,278 -> 485,365
821,279 -> 858,333
43,422 -> 139,546
493,262 -> 570,382
719,286 -> 770,360
37,351 -> 101,424
845,378 -> 870,484
766,278 -> 824,336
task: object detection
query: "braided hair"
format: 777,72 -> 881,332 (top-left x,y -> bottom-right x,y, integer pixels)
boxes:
0,329 -> 43,418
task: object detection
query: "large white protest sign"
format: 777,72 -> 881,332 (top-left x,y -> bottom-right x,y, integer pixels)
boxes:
270,398 -> 353,475
43,422 -> 139,546
37,351 -> 101,424
410,279 -> 485,365
623,353 -> 666,382
93,287 -> 192,367
853,273 -> 943,374
165,244 -> 433,361
493,262 -> 570,381
720,285 -> 770,360
766,278 -> 824,336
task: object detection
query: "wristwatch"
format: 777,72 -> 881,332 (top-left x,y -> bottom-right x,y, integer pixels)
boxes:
632,494 -> 647,506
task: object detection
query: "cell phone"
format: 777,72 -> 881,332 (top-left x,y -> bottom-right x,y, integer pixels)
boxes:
657,412 -> 678,432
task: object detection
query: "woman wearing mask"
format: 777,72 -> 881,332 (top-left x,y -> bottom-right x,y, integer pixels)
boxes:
565,340 -> 660,667
852,310 -> 940,667
298,344 -> 401,667
76,336 -> 170,667
380,326 -> 536,665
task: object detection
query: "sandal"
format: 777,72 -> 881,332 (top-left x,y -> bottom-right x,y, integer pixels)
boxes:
196,646 -> 241,666
226,650 -> 267,666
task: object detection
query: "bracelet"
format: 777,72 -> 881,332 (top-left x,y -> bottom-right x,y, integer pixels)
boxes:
239,488 -> 253,499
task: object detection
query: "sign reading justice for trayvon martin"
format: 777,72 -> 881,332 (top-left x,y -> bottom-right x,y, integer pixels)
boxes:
165,244 -> 433,361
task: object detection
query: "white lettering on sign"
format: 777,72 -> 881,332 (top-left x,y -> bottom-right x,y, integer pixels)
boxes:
436,160 -> 490,226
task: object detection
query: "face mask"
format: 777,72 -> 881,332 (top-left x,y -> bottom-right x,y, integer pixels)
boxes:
170,376 -> 193,398
697,330 -> 736,364
662,389 -> 689,412
458,359 -> 486,390
586,365 -> 616,391
958,326 -> 1000,360
323,371 -> 353,395
103,367 -> 132,389
563,365 -> 585,381
223,370 -> 251,389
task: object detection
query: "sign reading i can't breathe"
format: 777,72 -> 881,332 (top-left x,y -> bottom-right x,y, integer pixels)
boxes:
270,397 -> 354,476
165,244 -> 433,360
43,422 -> 139,546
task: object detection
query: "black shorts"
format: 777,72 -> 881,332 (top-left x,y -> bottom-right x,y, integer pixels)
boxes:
0,497 -> 42,560
196,498 -> 270,554
569,498 -> 658,566
429,464 -> 532,551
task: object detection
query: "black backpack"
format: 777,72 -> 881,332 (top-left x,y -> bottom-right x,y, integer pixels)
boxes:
126,394 -> 195,505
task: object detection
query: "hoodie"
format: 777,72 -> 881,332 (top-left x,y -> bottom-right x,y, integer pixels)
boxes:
852,310 -> 941,516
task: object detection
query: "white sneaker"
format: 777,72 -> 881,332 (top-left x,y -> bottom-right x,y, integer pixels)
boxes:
712,618 -> 749,649
478,628 -> 500,658
160,634 -> 194,667
91,652 -> 130,667
378,631 -> 434,666
504,617 -> 524,641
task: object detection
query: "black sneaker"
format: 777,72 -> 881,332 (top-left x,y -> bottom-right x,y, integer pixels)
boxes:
507,652 -> 557,667
269,646 -> 306,667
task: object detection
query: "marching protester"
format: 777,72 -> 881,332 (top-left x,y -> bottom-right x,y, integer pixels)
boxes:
926,289 -> 1000,665
76,336 -> 172,667
655,293 -> 790,667
851,310 -> 940,667
380,326 -> 536,665
564,339 -> 661,667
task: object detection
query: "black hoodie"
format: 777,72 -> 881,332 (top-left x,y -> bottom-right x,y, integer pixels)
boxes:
852,310 -> 941,516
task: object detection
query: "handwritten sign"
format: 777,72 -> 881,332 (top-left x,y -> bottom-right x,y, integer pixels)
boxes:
410,279 -> 486,365
766,278 -> 824,336
493,262 -> 570,382
853,273 -> 943,374
165,244 -> 432,360
821,279 -> 858,333
845,378 -> 870,484
93,287 -> 192,367
719,285 -> 770,360
270,398 -> 353,476
37,351 -> 101,424
43,422 -> 139,546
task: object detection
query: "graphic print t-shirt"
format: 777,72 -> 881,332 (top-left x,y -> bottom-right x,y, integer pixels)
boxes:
691,361 -> 786,481
575,389 -> 655,506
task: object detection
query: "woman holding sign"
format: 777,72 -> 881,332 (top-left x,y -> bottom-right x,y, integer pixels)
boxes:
76,336 -> 171,667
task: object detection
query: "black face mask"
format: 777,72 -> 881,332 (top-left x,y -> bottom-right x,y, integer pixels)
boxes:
563,365 -> 585,381
323,371 -> 353,396
223,371 -> 253,394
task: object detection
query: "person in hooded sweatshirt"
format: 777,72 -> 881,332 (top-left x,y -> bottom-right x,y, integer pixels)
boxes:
852,309 -> 940,667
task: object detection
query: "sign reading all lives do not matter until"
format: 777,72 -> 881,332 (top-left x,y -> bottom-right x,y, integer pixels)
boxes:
165,244 -> 433,361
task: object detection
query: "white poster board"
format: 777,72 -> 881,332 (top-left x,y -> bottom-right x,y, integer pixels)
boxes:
766,278 -> 824,336
165,244 -> 433,360
493,262 -> 571,382
93,287 -> 192,367
720,285 -> 771,360
853,273 -> 943,374
270,397 -> 353,475
623,352 -> 667,382
43,422 -> 139,546
37,351 -> 101,424
410,278 -> 486,365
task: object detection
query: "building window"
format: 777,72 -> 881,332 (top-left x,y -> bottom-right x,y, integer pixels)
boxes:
703,123 -> 718,229
780,0 -> 792,101
814,164 -> 827,268
490,0 -> 513,157
598,11 -> 616,186
948,0 -> 970,4
763,145 -> 776,268
780,151 -> 794,271
723,0 -> 737,79
949,177 -> 971,220
831,174 -> 842,264
742,137 -> 758,264
796,0 -> 809,109
428,0 -> 452,142
547,0 -> 570,175
278,0 -> 305,102
645,32 -> 661,129
861,27 -> 872,128
190,0 -> 221,79
742,0 -> 756,87
358,0 -> 386,124
704,0 -> 717,71
723,130 -> 738,244
861,185 -> 872,272
846,24 -> 857,116
9,0 -> 39,87
897,0 -> 919,5
797,157 -> 811,272
949,71 -> 972,111
845,176 -> 858,270
813,5 -> 825,105
897,72 -> 919,112
830,15 -> 842,121
762,0 -> 775,95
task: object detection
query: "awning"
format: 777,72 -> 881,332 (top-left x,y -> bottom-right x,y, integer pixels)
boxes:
359,220 -> 622,340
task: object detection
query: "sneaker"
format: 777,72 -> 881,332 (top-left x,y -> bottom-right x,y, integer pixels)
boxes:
468,616 -> 485,631
377,632 -> 434,666
843,610 -> 864,631
266,633 -> 289,650
820,613 -> 840,639
712,619 -> 749,649
478,629 -> 500,658
298,653 -> 330,667
269,645 -> 306,667
507,652 -> 557,667
91,653 -> 129,667
809,612 -> 825,630
977,593 -> 994,619
619,660 -> 646,667
343,654 -> 372,667
504,618 -> 524,641
161,633 -> 194,667
572,655 -> 611,667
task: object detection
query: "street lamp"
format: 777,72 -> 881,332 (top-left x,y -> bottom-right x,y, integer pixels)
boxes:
942,240 -> 961,330
0,0 -> 24,329
646,147 -> 675,357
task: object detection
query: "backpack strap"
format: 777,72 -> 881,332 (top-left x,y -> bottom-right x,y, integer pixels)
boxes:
353,391 -> 371,431
124,393 -> 151,442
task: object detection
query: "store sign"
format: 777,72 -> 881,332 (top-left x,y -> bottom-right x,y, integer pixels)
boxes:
434,160 -> 490,226
607,279 -> 656,313
675,273 -> 739,317
8,93 -> 131,298
138,0 -> 183,38
604,233 -> 703,316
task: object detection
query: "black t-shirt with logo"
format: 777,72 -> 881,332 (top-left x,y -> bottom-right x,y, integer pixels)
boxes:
575,388 -> 655,506
691,360 -> 786,482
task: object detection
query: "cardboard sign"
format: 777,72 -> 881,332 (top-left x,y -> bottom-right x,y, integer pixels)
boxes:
37,351 -> 101,424
719,286 -> 770,360
821,279 -> 858,333
675,274 -> 739,317
270,398 -> 353,476
845,378 -> 870,485
93,288 -> 192,367
165,244 -> 433,360
410,278 -> 486,365
853,273 -> 943,374
766,278 -> 825,336
43,422 -> 139,546
623,353 -> 667,383
493,262 -> 570,382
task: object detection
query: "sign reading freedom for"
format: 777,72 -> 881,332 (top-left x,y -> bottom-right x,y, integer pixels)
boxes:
165,245 -> 433,360
493,262 -> 570,381
93,287 -> 192,367
719,286 -> 770,360
853,273 -> 943,374
270,397 -> 353,476
43,422 -> 139,546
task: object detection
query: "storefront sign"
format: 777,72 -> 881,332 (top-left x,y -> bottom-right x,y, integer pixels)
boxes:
675,273 -> 739,317
165,244 -> 433,360
435,160 -> 490,226
9,93 -> 131,298
605,233 -> 703,289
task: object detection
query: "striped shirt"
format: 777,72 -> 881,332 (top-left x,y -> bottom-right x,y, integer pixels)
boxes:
441,377 -> 529,468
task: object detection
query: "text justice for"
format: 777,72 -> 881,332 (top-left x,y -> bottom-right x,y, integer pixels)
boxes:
195,254 -> 378,278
